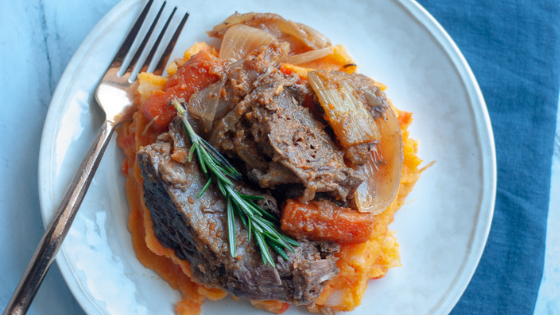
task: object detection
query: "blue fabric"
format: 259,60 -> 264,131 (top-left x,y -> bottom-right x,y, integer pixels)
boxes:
414,0 -> 560,314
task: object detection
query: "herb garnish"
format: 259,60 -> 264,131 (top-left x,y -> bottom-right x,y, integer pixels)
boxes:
171,99 -> 299,266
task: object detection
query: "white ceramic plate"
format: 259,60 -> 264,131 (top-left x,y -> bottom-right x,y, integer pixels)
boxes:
38,0 -> 496,314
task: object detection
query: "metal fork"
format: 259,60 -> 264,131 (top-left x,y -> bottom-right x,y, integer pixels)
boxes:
3,1 -> 188,314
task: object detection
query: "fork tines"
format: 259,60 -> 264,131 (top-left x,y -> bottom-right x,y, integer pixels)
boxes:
111,0 -> 189,82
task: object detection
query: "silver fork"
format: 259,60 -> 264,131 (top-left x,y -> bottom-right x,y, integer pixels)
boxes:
3,1 -> 188,314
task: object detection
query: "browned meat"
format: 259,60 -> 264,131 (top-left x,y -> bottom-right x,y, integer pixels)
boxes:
137,119 -> 339,304
249,87 -> 363,201
208,43 -> 363,202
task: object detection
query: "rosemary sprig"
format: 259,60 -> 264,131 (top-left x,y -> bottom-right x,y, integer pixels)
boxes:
171,99 -> 299,266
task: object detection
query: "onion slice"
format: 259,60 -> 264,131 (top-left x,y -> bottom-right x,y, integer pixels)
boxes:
308,71 -> 380,148
208,12 -> 256,37
187,81 -> 225,133
209,12 -> 331,51
283,47 -> 333,65
274,19 -> 330,50
296,22 -> 331,49
219,24 -> 276,60
353,108 -> 404,214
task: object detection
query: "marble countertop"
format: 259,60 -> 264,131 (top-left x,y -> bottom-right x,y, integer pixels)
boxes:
0,0 -> 558,314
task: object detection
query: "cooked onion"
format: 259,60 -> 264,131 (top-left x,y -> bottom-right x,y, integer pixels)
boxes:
353,108 -> 403,214
208,12 -> 256,37
274,19 -> 330,50
210,12 -> 331,51
308,71 -> 380,148
187,81 -> 225,132
219,24 -> 276,60
296,22 -> 330,49
283,47 -> 333,65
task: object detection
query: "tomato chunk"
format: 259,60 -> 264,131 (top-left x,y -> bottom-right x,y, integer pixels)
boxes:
141,50 -> 221,131
281,199 -> 375,244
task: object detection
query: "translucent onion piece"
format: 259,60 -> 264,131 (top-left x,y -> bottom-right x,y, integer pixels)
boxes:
214,97 -> 235,121
353,108 -> 403,214
209,12 -> 331,51
219,24 -> 276,60
275,19 -> 330,50
187,81 -> 224,133
283,47 -> 333,65
308,71 -> 380,148
296,22 -> 331,49
209,12 -> 256,37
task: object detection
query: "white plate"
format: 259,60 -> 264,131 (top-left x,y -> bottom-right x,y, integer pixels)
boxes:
38,0 -> 496,314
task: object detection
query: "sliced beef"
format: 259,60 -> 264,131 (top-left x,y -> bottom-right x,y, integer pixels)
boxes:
208,43 -> 362,202
248,86 -> 362,202
137,119 -> 339,304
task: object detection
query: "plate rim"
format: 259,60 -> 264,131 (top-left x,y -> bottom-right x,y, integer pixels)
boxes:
38,0 -> 497,314
37,1 -> 142,314
396,0 -> 497,313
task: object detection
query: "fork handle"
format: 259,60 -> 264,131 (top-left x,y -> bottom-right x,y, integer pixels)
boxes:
4,120 -> 116,315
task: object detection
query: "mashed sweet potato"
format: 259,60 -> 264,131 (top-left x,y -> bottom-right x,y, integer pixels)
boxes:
116,39 -> 429,314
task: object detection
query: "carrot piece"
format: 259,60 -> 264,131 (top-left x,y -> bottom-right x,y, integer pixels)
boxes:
281,199 -> 375,244
141,50 -> 221,131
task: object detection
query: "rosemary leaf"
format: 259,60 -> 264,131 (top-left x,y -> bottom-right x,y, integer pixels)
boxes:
197,177 -> 213,199
265,235 -> 294,253
281,235 -> 301,248
247,216 -> 252,242
188,142 -> 197,163
216,175 -> 227,197
227,198 -> 236,257
269,243 -> 289,261
247,201 -> 278,222
196,147 -> 208,174
239,194 -> 266,201
255,231 -> 274,266
233,202 -> 248,227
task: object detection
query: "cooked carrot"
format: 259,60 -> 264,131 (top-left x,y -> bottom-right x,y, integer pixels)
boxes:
281,199 -> 375,244
142,50 -> 221,131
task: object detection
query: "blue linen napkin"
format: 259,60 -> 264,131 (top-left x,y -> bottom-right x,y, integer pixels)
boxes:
415,0 -> 560,313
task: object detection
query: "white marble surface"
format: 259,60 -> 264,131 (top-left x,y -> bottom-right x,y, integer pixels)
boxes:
0,0 -> 558,314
